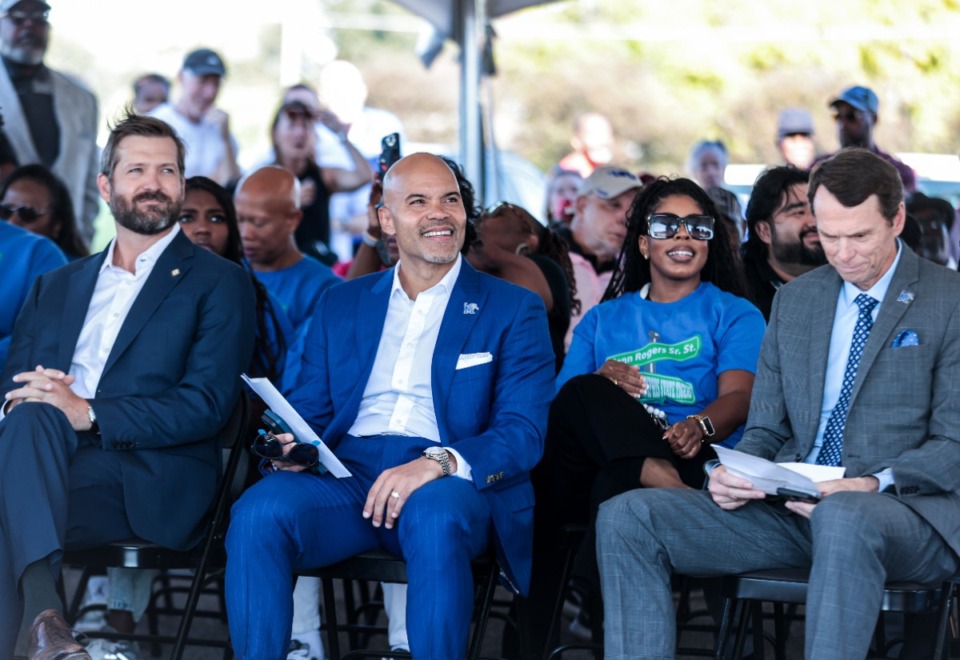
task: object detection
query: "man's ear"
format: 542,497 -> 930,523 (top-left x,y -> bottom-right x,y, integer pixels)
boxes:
378,206 -> 396,236
288,209 -> 303,232
754,220 -> 772,246
96,173 -> 111,204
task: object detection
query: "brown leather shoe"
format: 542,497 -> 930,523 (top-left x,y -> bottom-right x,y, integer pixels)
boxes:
26,609 -> 91,660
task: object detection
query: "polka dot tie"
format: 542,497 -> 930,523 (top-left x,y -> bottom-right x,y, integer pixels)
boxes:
816,294 -> 879,467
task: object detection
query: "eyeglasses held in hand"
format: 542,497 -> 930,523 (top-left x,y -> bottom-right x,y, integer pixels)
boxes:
250,431 -> 320,468
647,213 -> 715,241
0,203 -> 50,223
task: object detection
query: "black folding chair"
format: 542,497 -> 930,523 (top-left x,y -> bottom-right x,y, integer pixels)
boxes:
63,394 -> 250,660
297,550 -> 500,660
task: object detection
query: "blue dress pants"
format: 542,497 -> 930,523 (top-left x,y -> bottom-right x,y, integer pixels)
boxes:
225,435 -> 492,660
0,403 -> 135,658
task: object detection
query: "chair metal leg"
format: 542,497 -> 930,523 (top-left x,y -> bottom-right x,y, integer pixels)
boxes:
716,597 -> 745,660
934,581 -> 956,660
732,600 -> 751,660
750,602 -> 765,660
322,575 -> 343,660
466,564 -> 498,660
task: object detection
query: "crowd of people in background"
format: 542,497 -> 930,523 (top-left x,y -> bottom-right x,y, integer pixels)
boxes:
3,1 -> 960,659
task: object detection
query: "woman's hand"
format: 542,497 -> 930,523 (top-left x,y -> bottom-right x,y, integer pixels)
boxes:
663,419 -> 704,459
595,360 -> 646,398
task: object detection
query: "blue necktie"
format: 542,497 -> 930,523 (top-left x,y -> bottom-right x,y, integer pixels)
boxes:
816,293 -> 879,467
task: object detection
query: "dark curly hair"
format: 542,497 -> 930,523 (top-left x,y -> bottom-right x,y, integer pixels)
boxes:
478,202 -> 581,314
603,176 -> 749,302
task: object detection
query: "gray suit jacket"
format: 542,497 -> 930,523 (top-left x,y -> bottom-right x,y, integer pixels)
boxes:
0,64 -> 100,242
737,246 -> 960,556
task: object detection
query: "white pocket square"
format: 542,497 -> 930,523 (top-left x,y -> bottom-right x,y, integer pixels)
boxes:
456,352 -> 493,370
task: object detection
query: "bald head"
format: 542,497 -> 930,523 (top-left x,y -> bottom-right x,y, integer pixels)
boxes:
235,166 -> 303,270
237,166 -> 301,211
378,153 -> 467,285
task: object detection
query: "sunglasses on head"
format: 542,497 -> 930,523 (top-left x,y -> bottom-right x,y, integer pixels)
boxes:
647,213 -> 715,241
0,203 -> 49,223
249,432 -> 320,468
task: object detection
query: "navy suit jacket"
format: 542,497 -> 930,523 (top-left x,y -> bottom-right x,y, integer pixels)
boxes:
287,261 -> 555,594
1,231 -> 255,550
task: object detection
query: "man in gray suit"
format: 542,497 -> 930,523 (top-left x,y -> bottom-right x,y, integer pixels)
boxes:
597,148 -> 960,660
0,0 -> 100,244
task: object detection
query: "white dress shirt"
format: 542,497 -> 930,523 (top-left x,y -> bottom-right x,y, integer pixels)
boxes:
347,255 -> 472,480
804,241 -> 901,490
71,226 -> 181,399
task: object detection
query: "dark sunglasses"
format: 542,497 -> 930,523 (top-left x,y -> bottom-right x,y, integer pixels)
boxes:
0,203 -> 49,223
647,213 -> 715,241
4,9 -> 49,25
250,432 -> 319,468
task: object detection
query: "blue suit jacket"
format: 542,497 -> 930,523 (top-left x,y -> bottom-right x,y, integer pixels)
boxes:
288,261 -> 555,593
1,231 -> 255,550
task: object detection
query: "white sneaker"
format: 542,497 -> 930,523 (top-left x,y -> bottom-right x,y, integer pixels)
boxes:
85,636 -> 141,660
288,630 -> 325,660
74,576 -> 109,633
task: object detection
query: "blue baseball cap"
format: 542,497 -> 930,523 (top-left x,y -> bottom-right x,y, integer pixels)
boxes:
830,86 -> 879,115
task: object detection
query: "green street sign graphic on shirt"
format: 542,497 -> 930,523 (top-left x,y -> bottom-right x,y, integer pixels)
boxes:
606,335 -> 701,404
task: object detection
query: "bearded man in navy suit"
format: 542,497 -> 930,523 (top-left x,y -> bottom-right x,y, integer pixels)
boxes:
0,113 -> 254,659
225,153 -> 555,660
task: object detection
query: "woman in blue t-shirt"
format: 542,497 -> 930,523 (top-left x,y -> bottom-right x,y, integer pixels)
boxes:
520,177 -> 766,654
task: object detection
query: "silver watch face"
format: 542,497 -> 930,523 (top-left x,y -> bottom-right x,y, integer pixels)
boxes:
424,446 -> 445,457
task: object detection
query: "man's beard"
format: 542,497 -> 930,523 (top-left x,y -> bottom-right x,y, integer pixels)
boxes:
771,228 -> 826,267
110,190 -> 180,236
1,40 -> 46,66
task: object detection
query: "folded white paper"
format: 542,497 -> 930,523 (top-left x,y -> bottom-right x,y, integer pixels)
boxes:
456,352 -> 493,370
713,446 -> 845,500
242,374 -> 351,478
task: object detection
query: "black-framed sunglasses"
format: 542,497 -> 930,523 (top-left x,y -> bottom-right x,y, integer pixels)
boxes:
0,203 -> 50,223
4,9 -> 50,25
249,432 -> 320,468
647,213 -> 715,241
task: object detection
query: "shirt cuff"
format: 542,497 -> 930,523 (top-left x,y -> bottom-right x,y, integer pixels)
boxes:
873,468 -> 895,493
445,447 -> 473,482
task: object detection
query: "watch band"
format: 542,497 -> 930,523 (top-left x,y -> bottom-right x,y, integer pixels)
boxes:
361,229 -> 380,248
686,414 -> 715,440
423,448 -> 452,476
87,404 -> 100,434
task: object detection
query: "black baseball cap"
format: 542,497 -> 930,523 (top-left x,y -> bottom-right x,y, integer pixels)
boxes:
183,48 -> 226,77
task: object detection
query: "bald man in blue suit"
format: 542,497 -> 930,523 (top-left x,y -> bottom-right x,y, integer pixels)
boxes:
225,153 -> 555,660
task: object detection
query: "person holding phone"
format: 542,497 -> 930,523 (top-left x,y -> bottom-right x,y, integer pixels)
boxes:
519,177 -> 765,657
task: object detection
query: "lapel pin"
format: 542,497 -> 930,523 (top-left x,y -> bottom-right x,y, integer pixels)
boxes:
463,302 -> 479,315
171,268 -> 181,277
896,290 -> 914,304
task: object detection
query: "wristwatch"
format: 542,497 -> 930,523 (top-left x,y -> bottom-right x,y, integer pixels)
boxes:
423,446 -> 452,476
87,403 -> 100,434
686,414 -> 715,440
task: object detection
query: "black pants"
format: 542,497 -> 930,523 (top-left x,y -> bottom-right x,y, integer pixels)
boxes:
517,374 -> 715,659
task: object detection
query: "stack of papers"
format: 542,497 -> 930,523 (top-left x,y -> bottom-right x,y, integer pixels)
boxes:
713,446 -> 844,500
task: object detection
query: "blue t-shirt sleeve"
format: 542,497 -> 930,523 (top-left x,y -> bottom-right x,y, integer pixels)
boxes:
556,304 -> 601,392
715,297 -> 766,375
